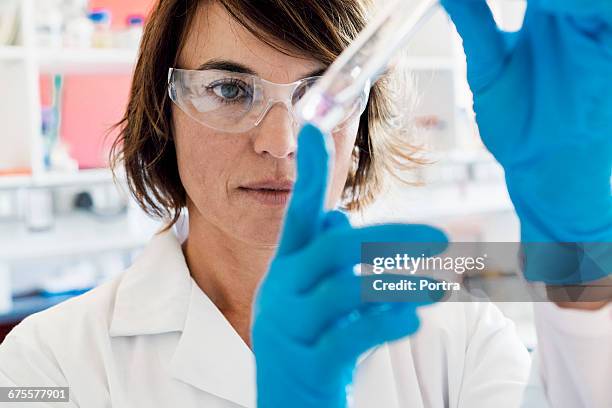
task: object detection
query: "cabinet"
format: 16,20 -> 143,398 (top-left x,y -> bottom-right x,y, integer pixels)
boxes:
0,0 -> 137,186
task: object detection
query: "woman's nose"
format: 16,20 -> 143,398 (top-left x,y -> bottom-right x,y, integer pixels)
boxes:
252,103 -> 297,159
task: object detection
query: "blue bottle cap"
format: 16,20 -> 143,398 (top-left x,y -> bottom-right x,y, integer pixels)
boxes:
126,14 -> 145,26
88,9 -> 112,24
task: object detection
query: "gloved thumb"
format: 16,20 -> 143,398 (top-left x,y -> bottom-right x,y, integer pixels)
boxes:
440,0 -> 508,91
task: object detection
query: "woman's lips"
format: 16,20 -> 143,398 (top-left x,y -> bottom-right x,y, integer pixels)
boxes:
238,187 -> 292,206
238,179 -> 294,206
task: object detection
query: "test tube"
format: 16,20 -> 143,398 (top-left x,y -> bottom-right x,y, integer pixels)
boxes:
297,0 -> 439,134
296,0 -> 439,209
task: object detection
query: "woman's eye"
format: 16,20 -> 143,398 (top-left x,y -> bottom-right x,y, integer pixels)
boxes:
206,80 -> 251,102
213,83 -> 242,100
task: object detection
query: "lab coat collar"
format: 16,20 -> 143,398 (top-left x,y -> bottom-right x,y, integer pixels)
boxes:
169,281 -> 256,407
109,228 -> 256,407
109,228 -> 192,336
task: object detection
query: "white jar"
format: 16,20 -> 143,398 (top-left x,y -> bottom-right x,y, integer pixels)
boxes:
25,188 -> 54,232
64,16 -> 94,48
35,0 -> 63,48
124,14 -> 144,49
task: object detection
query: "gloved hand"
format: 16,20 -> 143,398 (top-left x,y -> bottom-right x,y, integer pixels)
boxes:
441,0 -> 612,285
252,124 -> 448,408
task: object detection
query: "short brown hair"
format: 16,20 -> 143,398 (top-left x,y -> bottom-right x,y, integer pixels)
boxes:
111,0 -> 421,228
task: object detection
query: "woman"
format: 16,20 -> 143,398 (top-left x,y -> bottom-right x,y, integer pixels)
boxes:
1,1 -> 610,407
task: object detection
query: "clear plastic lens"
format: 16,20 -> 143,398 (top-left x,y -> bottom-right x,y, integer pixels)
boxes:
168,68 -> 368,133
291,77 -> 319,105
175,70 -> 255,118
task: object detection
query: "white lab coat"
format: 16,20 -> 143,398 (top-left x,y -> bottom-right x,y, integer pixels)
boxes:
0,228 -> 610,407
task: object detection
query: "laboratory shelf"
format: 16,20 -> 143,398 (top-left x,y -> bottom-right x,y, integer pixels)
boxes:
29,168 -> 119,188
0,46 -> 26,61
0,168 -> 120,190
0,173 -> 32,190
37,47 -> 137,74
0,211 -> 159,262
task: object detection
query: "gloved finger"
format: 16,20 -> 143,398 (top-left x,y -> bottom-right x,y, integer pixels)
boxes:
266,223 -> 447,293
322,209 -> 352,231
439,0 -> 508,91
276,123 -> 329,257
300,272 -> 365,341
315,303 -> 424,365
291,223 -> 448,292
302,273 -> 441,344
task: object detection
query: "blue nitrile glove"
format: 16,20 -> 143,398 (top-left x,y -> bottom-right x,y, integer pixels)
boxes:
440,0 -> 612,285
251,124 -> 448,408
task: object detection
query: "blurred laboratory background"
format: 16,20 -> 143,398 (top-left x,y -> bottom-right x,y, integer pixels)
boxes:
0,1 -> 534,347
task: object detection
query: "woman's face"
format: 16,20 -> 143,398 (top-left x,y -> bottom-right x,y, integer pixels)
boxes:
173,2 -> 360,246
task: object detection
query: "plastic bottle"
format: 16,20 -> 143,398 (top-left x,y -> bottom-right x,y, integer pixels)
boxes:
89,8 -> 113,48
124,14 -> 145,49
63,0 -> 94,48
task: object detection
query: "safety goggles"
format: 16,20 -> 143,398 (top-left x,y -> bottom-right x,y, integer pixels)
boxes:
168,68 -> 370,133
